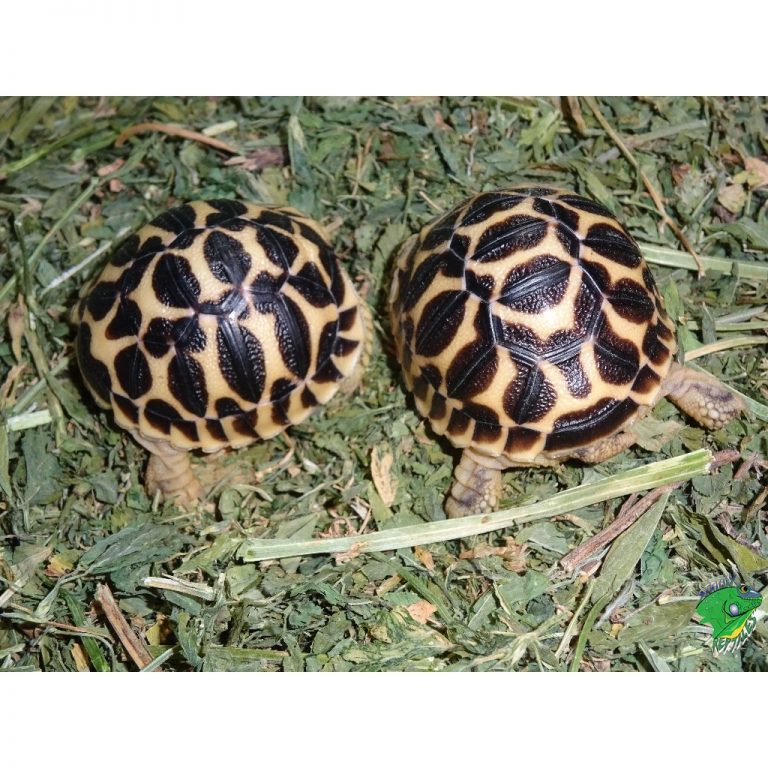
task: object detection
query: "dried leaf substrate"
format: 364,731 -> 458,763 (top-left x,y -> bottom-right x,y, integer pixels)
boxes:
1,96 -> 767,671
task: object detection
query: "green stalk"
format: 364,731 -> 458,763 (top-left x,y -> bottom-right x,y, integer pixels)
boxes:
0,178 -> 100,305
62,589 -> 110,672
0,124 -> 108,177
238,449 -> 713,562
640,244 -> 768,279
568,592 -> 611,672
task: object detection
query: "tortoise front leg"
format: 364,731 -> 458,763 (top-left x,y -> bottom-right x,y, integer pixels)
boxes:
661,362 -> 745,430
445,449 -> 504,518
133,433 -> 202,504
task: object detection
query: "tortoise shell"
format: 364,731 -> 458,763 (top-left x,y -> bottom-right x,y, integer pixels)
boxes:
389,186 -> 678,464
76,199 -> 366,452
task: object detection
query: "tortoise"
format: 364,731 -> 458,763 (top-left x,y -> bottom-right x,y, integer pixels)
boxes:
76,199 -> 370,503
389,186 -> 745,518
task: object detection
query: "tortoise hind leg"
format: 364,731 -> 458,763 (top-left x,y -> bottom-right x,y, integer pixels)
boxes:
662,362 -> 745,430
445,449 -> 503,518
133,433 -> 202,504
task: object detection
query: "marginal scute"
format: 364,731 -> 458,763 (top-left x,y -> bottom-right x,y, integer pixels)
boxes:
632,365 -> 661,395
421,209 -> 461,249
76,323 -> 112,404
557,194 -> 614,218
205,419 -> 228,442
504,426 -> 541,454
643,322 -> 671,365
428,392 -> 447,421
114,393 -> 140,424
447,409 -> 471,437
461,191 -> 525,227
402,251 -> 463,311
546,398 -> 639,452
532,197 -> 580,233
206,198 -> 248,225
175,420 -> 200,444
144,399 -> 183,434
338,307 -> 358,332
110,234 -> 140,267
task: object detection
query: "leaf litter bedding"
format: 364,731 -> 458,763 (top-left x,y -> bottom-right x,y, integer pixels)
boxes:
0,96 -> 766,671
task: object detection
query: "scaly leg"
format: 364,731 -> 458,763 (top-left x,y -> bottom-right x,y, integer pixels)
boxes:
133,433 -> 202,504
661,362 -> 745,430
445,449 -> 504,518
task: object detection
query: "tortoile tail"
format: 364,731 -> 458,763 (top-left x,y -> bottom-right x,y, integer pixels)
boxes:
389,186 -> 745,518
76,199 -> 371,504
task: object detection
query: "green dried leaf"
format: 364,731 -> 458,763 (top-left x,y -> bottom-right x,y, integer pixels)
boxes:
21,428 -> 60,505
689,516 -> 768,576
62,588 -> 109,672
202,646 -> 285,672
721,220 -> 768,250
631,416 -> 684,452
609,601 -> 698,647
0,421 -> 12,500
88,472 -> 119,504
80,523 -> 184,575
593,491 -> 671,604
496,571 -> 550,611
176,610 -> 203,669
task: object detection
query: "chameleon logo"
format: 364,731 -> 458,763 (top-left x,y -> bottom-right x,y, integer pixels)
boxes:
696,581 -> 762,655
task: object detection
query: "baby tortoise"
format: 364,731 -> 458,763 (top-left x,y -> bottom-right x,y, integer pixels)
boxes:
389,186 -> 744,517
76,199 -> 369,503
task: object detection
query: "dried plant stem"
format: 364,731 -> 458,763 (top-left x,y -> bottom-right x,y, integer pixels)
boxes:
115,122 -> 239,154
96,583 -> 157,671
684,336 -> 768,361
239,450 -> 713,562
583,96 -> 704,276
